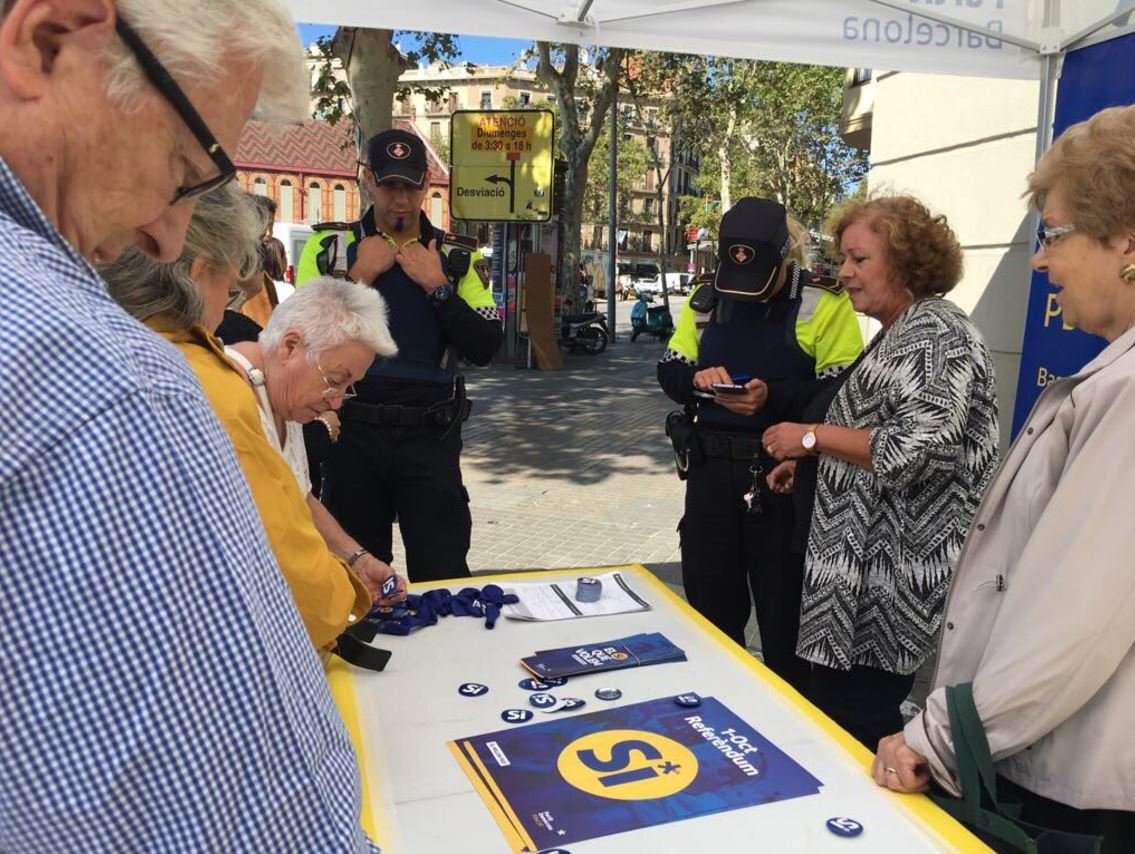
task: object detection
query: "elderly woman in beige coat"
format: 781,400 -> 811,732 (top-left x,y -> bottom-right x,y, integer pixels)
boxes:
873,105 -> 1135,849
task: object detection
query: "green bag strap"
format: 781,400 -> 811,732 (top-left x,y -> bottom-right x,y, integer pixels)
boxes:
936,683 -> 1038,854
944,685 -> 981,807
952,683 -> 1005,809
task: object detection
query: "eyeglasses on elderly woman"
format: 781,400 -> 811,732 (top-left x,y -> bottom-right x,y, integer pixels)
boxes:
1036,223 -> 1076,249
316,359 -> 358,401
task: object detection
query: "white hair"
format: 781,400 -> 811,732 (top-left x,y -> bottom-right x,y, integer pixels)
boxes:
261,278 -> 398,360
107,0 -> 308,121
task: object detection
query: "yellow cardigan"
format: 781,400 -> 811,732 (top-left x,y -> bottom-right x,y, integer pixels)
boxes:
148,315 -> 371,650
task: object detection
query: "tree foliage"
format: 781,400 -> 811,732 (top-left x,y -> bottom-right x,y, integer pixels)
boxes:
581,113 -> 651,240
662,57 -> 867,239
310,29 -> 463,143
532,42 -> 623,301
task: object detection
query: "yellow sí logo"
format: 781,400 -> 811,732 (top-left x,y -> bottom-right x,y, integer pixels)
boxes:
556,729 -> 698,800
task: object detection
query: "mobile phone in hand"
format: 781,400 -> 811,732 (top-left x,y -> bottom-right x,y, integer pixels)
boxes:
712,382 -> 747,395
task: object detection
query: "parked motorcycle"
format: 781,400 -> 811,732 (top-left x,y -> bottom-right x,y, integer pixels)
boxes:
630,292 -> 674,342
560,310 -> 609,355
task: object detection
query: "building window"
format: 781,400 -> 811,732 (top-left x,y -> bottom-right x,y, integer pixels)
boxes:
333,184 -> 347,221
852,67 -> 872,86
430,192 -> 443,227
279,180 -> 293,223
480,91 -> 492,109
520,92 -> 531,106
252,177 -> 267,196
430,122 -> 442,145
644,197 -> 654,215
307,182 -> 322,224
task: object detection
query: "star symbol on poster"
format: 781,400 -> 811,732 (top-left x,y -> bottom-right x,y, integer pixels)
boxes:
658,761 -> 682,775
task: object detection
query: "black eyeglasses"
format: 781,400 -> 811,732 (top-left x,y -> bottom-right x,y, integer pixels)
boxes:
115,17 -> 236,205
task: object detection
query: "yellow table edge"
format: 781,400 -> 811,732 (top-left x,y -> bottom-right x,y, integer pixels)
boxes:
329,563 -> 989,853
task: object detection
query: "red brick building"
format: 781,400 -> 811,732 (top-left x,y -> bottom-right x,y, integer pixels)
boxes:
235,118 -> 451,229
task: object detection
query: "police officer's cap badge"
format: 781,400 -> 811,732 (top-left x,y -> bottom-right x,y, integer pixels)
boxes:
729,244 -> 755,266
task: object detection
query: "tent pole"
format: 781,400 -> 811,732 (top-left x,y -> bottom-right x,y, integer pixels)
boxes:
1034,53 -> 1058,161
607,86 -> 618,340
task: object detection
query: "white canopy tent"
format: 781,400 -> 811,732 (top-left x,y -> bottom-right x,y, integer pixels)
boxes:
288,0 -> 1135,418
289,1 -> 1133,74
290,1 -> 1135,111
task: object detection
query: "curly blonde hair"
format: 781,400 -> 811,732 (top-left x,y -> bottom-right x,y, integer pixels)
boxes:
828,195 -> 963,299
1027,105 -> 1135,241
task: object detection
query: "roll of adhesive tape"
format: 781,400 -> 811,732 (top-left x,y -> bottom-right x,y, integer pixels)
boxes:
575,576 -> 602,603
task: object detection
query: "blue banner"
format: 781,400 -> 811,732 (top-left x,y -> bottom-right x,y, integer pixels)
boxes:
1012,32 -> 1135,433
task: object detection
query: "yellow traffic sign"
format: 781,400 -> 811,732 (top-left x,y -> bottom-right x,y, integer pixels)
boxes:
450,110 -> 555,222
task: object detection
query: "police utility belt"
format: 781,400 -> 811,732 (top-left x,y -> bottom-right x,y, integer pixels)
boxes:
343,377 -> 472,441
665,410 -> 766,479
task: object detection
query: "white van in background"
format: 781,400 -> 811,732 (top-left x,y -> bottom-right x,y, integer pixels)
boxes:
271,222 -> 314,285
664,272 -> 693,295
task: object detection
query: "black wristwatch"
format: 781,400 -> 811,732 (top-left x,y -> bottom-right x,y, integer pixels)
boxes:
430,283 -> 455,304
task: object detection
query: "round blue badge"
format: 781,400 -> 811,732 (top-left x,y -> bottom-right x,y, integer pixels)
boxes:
518,677 -> 568,690
529,692 -> 558,708
458,682 -> 489,697
674,693 -> 702,708
558,698 -> 586,711
501,709 -> 535,724
826,817 -> 864,838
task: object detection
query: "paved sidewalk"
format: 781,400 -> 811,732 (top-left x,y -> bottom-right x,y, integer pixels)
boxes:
389,297 -> 932,703
390,298 -> 686,577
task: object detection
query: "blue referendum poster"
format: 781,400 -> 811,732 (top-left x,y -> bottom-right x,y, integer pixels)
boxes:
449,696 -> 823,851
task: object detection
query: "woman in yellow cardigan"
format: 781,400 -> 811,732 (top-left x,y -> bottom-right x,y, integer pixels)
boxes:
100,185 -> 396,650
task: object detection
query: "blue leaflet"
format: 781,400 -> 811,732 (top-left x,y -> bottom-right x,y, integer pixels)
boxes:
521,632 -> 686,679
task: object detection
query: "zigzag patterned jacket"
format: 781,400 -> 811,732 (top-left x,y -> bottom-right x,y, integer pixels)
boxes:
798,297 -> 1000,675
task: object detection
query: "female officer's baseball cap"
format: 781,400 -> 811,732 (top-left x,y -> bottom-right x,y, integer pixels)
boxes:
713,197 -> 790,301
365,129 -> 428,187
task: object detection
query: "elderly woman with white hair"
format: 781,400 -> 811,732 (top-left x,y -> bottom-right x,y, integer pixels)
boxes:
225,278 -> 406,600
100,183 -> 394,650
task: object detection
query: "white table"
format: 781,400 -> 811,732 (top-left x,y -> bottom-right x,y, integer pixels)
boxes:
328,565 -> 985,853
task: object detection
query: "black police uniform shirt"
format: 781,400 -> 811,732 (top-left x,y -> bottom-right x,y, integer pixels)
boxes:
345,209 -> 501,407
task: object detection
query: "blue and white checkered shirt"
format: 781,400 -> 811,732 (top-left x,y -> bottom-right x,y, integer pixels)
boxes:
0,159 -> 377,852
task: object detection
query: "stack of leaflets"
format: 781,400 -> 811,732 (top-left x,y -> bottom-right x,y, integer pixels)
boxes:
520,632 -> 686,679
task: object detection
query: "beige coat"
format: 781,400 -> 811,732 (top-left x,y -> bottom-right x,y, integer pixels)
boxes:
905,324 -> 1135,811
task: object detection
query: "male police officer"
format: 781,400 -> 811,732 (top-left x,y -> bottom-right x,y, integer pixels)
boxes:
658,198 -> 862,691
297,128 -> 502,582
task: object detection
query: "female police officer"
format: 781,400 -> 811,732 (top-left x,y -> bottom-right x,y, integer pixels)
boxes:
658,198 -> 861,691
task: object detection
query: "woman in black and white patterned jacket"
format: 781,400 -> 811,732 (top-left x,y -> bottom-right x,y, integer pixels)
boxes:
762,195 -> 1000,749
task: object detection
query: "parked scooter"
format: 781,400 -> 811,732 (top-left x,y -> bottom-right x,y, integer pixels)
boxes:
630,292 -> 674,341
560,310 -> 609,355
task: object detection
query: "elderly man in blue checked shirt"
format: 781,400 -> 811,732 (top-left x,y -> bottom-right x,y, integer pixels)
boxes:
0,1 -> 377,851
